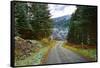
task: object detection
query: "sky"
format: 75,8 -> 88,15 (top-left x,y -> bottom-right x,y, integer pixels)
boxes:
48,4 -> 77,18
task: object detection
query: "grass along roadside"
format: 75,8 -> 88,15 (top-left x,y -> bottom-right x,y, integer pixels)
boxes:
32,47 -> 49,65
63,43 -> 97,61
41,40 -> 57,64
15,47 -> 49,66
15,38 -> 56,66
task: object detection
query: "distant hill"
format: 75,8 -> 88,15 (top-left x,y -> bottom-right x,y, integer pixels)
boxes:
51,15 -> 71,40
52,15 -> 71,30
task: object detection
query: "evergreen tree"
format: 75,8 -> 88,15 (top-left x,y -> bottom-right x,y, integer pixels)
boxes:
30,3 -> 52,40
15,2 -> 52,40
15,2 -> 33,39
67,6 -> 97,45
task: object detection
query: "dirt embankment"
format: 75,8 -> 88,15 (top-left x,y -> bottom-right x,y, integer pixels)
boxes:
15,36 -> 42,61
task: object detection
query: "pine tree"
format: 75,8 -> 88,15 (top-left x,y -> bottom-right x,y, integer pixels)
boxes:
15,2 -> 33,39
67,6 -> 97,45
30,3 -> 52,40
15,2 -> 52,40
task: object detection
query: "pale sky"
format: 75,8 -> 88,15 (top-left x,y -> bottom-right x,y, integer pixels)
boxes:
48,4 -> 77,18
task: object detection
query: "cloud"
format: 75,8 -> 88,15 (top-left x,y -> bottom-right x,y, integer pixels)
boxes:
48,4 -> 77,18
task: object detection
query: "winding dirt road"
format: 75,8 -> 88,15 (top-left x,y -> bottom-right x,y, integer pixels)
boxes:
45,41 -> 87,64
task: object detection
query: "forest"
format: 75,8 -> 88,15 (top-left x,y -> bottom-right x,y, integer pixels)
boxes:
13,2 -> 97,66
67,6 -> 97,45
15,2 -> 52,40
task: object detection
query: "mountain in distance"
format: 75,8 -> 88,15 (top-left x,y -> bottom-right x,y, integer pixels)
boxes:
51,15 -> 71,40
53,15 -> 71,22
52,15 -> 71,30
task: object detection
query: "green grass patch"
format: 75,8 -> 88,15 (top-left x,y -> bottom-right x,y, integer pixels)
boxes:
63,44 -> 97,61
32,47 -> 49,65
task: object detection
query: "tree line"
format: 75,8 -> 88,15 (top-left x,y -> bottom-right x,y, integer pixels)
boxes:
14,2 -> 52,40
67,6 -> 97,45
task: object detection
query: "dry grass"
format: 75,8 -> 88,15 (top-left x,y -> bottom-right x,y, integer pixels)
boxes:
63,43 -> 97,61
40,38 -> 56,64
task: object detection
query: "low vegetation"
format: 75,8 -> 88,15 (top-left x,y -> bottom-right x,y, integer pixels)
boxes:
15,47 -> 49,66
63,43 -> 97,61
15,36 -> 56,66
